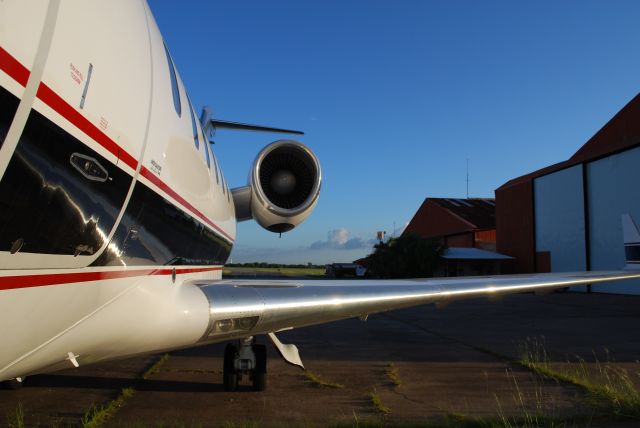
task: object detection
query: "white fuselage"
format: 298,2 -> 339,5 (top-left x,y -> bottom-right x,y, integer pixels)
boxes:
0,0 -> 236,381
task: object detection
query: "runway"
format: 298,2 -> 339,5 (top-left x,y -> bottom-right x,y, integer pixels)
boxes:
2,290 -> 640,427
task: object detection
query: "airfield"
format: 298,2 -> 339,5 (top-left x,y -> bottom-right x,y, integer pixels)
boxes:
1,271 -> 640,427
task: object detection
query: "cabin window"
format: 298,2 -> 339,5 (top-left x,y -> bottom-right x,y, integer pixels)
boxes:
188,102 -> 199,150
201,128 -> 219,183
203,134 -> 211,168
163,42 -> 181,117
212,152 -> 220,184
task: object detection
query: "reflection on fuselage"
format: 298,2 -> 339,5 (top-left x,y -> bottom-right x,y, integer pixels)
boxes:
0,101 -> 231,266
0,106 -> 130,256
93,182 -> 231,267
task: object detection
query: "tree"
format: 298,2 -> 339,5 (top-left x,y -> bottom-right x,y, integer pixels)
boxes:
363,233 -> 443,278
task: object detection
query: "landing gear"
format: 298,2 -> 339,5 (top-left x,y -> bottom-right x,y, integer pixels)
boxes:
222,337 -> 268,392
252,344 -> 267,391
223,343 -> 239,392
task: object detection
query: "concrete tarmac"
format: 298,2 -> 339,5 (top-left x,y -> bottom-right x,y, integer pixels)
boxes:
1,291 -> 640,427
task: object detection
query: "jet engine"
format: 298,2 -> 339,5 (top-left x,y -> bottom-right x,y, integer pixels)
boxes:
231,140 -> 321,234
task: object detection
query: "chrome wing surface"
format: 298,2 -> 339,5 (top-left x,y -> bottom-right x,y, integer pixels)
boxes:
192,270 -> 640,343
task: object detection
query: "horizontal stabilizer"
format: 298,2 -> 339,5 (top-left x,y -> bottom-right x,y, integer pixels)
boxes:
199,106 -> 304,144
209,119 -> 304,135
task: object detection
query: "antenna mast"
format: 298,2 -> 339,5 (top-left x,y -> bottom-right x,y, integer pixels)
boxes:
466,158 -> 469,199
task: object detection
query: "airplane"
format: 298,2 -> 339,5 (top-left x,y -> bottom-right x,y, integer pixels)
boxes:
1,0 -> 639,392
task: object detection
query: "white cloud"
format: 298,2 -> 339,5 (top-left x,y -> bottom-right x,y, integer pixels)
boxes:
309,228 -> 376,250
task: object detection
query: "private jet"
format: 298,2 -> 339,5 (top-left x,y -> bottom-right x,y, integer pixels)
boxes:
1,0 -> 639,392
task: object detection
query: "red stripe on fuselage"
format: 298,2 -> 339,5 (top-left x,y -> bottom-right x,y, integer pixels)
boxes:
0,267 -> 222,291
35,83 -> 138,170
0,46 -> 30,86
0,46 -> 234,243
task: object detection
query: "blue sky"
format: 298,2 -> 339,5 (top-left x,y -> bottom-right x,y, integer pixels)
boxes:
149,1 -> 640,264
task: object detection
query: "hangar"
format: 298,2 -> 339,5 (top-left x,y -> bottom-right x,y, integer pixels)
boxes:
496,93 -> 640,295
402,198 -> 512,276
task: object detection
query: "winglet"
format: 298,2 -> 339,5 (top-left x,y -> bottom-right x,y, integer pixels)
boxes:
622,214 -> 640,270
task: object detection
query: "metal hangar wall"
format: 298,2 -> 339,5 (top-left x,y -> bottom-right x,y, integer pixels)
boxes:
496,93 -> 640,295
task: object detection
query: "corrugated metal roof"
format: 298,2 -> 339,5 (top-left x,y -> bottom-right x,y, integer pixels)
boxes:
430,198 -> 496,230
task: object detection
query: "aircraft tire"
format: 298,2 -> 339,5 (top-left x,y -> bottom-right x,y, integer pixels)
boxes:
252,344 -> 267,391
223,343 -> 238,392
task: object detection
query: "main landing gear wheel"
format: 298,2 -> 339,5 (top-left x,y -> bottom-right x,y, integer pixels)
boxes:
223,343 -> 239,392
252,344 -> 267,391
222,338 -> 268,392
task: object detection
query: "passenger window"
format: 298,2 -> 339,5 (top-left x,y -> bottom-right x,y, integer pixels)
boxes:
203,135 -> 211,168
211,148 -> 220,184
163,42 -> 181,117
201,128 -> 219,183
188,101 -> 199,150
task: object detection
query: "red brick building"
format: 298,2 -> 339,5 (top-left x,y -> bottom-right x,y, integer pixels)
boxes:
403,198 -> 497,250
402,198 -> 511,276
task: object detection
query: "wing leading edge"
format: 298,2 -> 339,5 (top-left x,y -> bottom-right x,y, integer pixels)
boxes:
193,269 -> 640,345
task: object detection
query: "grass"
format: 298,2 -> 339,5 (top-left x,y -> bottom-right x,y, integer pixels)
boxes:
386,362 -> 402,387
6,402 -> 24,428
143,353 -> 170,380
518,337 -> 640,419
303,370 -> 345,389
82,353 -> 171,427
222,422 -> 260,428
368,388 -> 391,416
492,368 -> 566,428
82,387 -> 135,428
113,420 -> 204,427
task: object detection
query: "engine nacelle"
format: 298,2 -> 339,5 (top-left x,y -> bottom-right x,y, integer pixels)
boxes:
231,140 -> 321,234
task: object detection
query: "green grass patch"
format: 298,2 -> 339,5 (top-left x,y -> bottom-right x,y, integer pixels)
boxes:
386,362 -> 402,387
518,337 -> 640,419
143,353 -> 170,380
368,388 -> 391,416
303,370 -> 345,389
6,402 -> 24,428
222,421 -> 260,428
82,353 -> 171,427
82,387 -> 135,428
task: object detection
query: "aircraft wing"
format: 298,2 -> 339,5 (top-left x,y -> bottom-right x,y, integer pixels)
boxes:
193,269 -> 640,347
